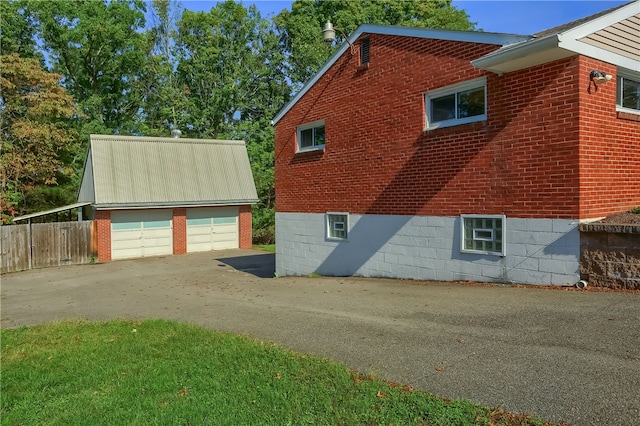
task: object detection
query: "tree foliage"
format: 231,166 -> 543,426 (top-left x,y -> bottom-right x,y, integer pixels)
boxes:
0,54 -> 79,222
276,0 -> 475,90
0,0 -> 476,240
32,0 -> 148,135
175,0 -> 289,241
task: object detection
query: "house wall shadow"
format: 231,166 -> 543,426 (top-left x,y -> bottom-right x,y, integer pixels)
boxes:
311,50 -> 579,277
216,253 -> 275,278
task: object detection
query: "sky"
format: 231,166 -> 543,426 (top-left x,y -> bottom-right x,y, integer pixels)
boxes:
179,0 -> 631,35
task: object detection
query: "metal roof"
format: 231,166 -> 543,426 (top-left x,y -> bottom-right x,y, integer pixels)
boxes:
12,202 -> 92,222
78,135 -> 259,209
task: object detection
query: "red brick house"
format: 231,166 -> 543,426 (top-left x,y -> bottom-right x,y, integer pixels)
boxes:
272,2 -> 640,285
78,135 -> 257,261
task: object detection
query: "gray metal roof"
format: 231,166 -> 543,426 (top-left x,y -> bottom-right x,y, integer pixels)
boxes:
79,135 -> 258,209
12,202 -> 92,222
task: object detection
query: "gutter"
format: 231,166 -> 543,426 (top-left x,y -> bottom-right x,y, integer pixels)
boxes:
471,34 -> 560,73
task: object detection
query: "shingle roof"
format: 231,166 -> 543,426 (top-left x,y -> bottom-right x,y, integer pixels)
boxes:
534,1 -> 632,38
79,135 -> 259,208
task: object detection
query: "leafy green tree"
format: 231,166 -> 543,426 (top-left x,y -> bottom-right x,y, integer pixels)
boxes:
32,0 -> 148,136
0,0 -> 43,62
275,0 -> 476,90
175,0 -> 289,242
136,0 -> 190,136
0,54 -> 80,222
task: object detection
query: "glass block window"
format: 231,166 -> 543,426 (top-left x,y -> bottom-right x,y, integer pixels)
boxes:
425,77 -> 487,129
297,120 -> 325,152
461,214 -> 505,256
327,213 -> 348,240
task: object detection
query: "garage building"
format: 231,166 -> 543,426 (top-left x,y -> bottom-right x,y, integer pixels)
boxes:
78,134 -> 258,261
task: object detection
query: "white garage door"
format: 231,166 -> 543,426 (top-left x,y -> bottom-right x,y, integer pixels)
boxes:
187,207 -> 239,252
111,210 -> 173,260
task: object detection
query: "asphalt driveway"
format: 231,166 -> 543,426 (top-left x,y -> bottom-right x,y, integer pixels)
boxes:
2,249 -> 639,425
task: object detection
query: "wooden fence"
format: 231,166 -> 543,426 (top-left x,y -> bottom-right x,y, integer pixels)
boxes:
1,221 -> 95,274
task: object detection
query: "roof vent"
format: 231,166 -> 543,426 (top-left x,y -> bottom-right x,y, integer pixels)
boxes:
171,128 -> 182,138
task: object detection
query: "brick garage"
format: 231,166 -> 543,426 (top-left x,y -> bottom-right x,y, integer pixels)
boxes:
80,135 -> 258,262
273,5 -> 640,285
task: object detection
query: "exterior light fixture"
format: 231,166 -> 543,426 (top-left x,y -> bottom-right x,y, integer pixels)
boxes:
322,20 -> 355,55
589,70 -> 612,91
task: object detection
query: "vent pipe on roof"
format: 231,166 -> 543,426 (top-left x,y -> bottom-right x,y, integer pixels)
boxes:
171,128 -> 182,138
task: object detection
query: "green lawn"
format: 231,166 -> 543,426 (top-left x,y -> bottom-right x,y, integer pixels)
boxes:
1,320 -> 551,425
253,244 -> 275,253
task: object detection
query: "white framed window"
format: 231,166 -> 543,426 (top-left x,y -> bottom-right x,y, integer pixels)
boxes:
617,69 -> 640,114
326,212 -> 348,240
461,214 -> 505,256
297,120 -> 325,152
425,77 -> 487,130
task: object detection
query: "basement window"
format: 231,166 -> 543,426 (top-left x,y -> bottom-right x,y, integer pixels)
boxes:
425,77 -> 487,130
297,120 -> 325,152
326,212 -> 348,240
461,214 -> 505,256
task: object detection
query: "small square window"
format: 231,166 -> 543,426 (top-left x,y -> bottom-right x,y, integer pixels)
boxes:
327,212 -> 348,240
461,214 -> 505,256
297,120 -> 325,152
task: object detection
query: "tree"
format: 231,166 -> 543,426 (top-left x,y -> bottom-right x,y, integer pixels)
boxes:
175,0 -> 289,242
0,54 -> 80,223
32,0 -> 148,136
136,0 -> 190,136
275,0 -> 476,91
0,0 -> 43,62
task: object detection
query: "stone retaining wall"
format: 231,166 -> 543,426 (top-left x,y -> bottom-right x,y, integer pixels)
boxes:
579,223 -> 640,290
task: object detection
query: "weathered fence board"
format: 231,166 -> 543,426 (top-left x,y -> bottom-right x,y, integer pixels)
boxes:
1,224 -> 30,273
1,221 -> 94,274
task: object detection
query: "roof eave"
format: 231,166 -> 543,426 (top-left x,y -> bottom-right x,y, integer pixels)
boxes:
471,34 -> 565,74
93,200 -> 259,210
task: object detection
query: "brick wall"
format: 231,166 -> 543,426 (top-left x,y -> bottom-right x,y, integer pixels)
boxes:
173,208 -> 186,254
239,205 -> 252,249
578,57 -> 640,219
95,210 -> 111,262
275,34 -> 640,220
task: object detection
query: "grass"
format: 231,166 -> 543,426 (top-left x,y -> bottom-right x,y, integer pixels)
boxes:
1,320 -> 552,425
253,244 -> 275,253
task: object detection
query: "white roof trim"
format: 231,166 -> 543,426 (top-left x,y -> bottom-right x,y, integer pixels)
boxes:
559,36 -> 640,71
473,1 -> 640,73
271,24 -> 529,125
559,1 -> 640,40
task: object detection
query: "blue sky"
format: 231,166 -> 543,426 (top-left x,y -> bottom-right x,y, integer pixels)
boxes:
179,0 -> 630,35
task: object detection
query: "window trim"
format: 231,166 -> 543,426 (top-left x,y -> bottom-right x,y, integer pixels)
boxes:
460,214 -> 506,256
326,212 -> 349,241
296,119 -> 325,152
425,77 -> 487,130
616,68 -> 640,115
